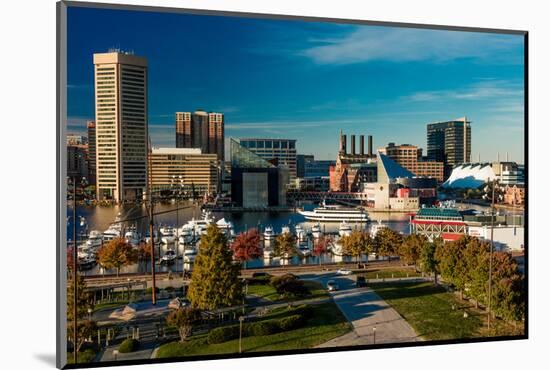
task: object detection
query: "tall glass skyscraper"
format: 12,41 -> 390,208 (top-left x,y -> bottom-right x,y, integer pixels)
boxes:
427,117 -> 471,178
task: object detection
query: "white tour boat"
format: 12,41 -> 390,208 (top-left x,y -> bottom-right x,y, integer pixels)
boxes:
298,201 -> 369,223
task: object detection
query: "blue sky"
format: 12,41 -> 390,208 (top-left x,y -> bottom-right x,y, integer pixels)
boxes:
67,6 -> 525,162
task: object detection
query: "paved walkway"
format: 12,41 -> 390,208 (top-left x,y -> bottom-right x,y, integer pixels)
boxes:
309,274 -> 421,347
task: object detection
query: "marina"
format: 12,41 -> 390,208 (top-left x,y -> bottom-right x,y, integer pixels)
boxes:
67,199 -> 523,276
67,200 -> 412,276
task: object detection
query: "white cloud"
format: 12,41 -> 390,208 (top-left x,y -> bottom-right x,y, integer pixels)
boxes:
404,80 -> 524,102
301,27 -> 523,65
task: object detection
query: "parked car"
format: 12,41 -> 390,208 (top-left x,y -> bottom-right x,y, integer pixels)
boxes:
336,268 -> 353,276
327,280 -> 339,291
356,276 -> 367,287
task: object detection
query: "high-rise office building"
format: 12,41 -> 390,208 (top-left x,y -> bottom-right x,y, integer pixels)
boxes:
238,138 -> 297,182
175,110 -> 224,161
87,121 -> 96,184
427,117 -> 471,177
175,112 -> 191,148
93,51 -> 148,202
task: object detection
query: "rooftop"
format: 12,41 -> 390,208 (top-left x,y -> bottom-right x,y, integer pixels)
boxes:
416,207 -> 463,219
151,147 -> 203,155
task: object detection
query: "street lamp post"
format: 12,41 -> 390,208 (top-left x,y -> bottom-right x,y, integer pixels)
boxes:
483,179 -> 503,330
69,176 -> 86,363
238,316 -> 245,353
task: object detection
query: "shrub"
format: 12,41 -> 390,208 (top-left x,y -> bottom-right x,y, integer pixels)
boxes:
118,338 -> 139,353
270,274 -> 309,297
277,314 -> 305,331
164,286 -> 174,292
289,304 -> 314,319
246,319 -> 280,336
207,325 -> 239,344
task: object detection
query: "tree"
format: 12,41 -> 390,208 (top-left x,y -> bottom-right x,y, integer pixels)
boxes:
231,228 -> 262,269
341,230 -> 371,265
67,273 -> 95,352
166,307 -> 202,342
436,236 -> 468,298
137,242 -> 151,261
399,234 -> 427,269
490,252 -> 525,322
188,225 -> 243,310
373,227 -> 403,261
462,237 -> 490,307
312,235 -> 330,267
273,232 -> 297,263
420,239 -> 440,284
97,237 -> 138,276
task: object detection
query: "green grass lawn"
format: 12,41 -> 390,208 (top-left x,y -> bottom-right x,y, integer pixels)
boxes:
358,268 -> 422,280
247,280 -> 327,302
156,302 -> 351,358
369,281 -> 523,340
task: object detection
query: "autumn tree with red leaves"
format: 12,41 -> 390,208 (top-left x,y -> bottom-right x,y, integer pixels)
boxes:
231,228 -> 262,269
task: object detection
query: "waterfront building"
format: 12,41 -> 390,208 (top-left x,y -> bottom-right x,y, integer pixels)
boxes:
67,144 -> 88,178
291,176 -> 330,192
412,208 -> 524,250
67,134 -> 88,145
87,121 -> 96,184
417,160 -> 445,183
329,130 -> 377,192
493,161 -> 525,186
93,51 -> 148,202
383,143 -> 444,182
427,117 -> 471,178
442,163 -> 497,189
410,208 -> 467,241
238,138 -> 297,182
148,148 -> 218,195
230,139 -> 287,207
503,184 -> 525,206
296,154 -> 314,178
306,159 -> 335,178
175,110 -> 224,161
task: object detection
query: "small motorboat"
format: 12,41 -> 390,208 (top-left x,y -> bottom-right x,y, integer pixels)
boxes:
161,249 -> 177,264
160,226 -> 176,244
311,223 -> 322,239
298,244 -> 311,257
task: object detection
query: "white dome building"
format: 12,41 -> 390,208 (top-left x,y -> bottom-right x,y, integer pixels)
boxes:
442,163 -> 497,189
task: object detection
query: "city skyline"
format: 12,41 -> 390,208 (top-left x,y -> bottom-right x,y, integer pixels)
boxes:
67,7 -> 525,162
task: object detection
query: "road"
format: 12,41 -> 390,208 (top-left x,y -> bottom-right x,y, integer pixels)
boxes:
304,273 -> 422,347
